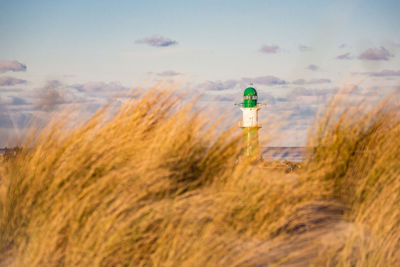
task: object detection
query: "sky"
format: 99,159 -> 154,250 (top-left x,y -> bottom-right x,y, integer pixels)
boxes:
1,0 -> 400,146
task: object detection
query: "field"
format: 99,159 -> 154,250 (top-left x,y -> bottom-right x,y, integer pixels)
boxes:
0,89 -> 399,266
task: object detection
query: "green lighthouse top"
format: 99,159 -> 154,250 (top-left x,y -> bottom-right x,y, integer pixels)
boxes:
244,87 -> 257,96
243,87 -> 258,108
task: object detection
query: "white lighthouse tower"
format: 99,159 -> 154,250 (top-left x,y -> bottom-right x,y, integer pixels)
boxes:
236,84 -> 263,157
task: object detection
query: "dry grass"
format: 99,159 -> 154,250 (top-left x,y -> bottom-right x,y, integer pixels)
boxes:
0,88 -> 399,266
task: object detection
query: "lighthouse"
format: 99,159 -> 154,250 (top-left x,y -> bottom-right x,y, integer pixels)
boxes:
236,85 -> 263,157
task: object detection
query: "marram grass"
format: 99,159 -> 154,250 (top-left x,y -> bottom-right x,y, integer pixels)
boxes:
0,89 -> 399,266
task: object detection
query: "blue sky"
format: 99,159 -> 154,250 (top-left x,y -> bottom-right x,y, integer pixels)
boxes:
0,0 -> 399,146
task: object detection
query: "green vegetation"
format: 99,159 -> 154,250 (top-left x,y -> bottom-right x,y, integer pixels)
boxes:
0,89 -> 399,266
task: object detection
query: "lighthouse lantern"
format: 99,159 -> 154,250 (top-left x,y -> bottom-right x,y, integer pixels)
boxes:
243,87 -> 258,108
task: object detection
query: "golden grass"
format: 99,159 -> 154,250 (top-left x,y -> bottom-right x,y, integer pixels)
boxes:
0,88 -> 399,266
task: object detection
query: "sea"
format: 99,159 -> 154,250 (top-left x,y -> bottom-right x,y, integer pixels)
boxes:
262,147 -> 305,162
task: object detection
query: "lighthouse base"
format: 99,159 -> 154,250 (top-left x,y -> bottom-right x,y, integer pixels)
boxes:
241,127 -> 261,159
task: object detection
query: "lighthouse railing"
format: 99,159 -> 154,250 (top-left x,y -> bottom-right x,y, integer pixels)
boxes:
238,122 -> 262,128
234,103 -> 266,108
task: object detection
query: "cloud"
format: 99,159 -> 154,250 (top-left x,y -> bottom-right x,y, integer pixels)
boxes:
278,87 -> 339,112
72,81 -> 127,93
290,87 -> 314,97
292,78 -> 331,85
70,81 -> 130,100
0,96 -> 30,106
298,45 -> 312,52
215,94 -> 236,102
35,80 -> 69,111
309,78 -> 331,84
291,79 -> 307,85
260,93 -> 276,105
157,70 -> 181,76
259,45 -> 280,53
70,81 -> 135,105
11,97 -> 30,105
30,80 -> 83,112
0,114 -> 13,128
199,75 -> 287,91
0,76 -> 27,86
289,87 -> 337,97
0,112 -> 36,129
336,52 -> 352,60
289,105 -> 316,119
0,88 -> 23,93
339,43 -> 347,49
306,64 -> 319,71
356,69 -> 400,77
0,60 -> 27,73
198,80 -> 238,91
242,75 -> 286,85
135,35 -> 178,47
358,46 -> 393,61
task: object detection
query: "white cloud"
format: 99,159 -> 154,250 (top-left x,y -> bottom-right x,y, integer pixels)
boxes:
306,64 -> 319,71
0,60 -> 27,73
135,35 -> 178,47
259,45 -> 280,53
0,76 -> 27,86
359,47 -> 393,61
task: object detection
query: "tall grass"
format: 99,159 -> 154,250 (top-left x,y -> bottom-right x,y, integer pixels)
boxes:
0,88 -> 399,266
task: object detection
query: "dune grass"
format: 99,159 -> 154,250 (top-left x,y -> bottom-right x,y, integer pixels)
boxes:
0,88 -> 399,266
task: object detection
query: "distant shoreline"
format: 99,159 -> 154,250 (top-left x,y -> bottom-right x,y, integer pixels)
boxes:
1,147 -> 306,162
